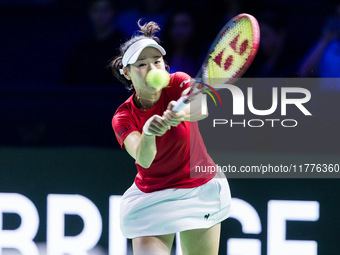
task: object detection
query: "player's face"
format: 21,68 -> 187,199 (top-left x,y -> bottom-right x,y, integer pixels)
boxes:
128,47 -> 166,91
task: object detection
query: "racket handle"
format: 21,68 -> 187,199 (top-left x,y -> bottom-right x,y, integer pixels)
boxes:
172,95 -> 188,112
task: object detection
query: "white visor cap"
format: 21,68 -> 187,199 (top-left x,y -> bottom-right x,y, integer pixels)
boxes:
122,38 -> 166,67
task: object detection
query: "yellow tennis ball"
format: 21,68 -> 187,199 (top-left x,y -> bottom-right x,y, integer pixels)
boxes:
146,69 -> 170,88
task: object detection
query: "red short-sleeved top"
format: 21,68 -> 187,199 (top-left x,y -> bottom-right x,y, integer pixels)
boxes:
112,72 -> 216,193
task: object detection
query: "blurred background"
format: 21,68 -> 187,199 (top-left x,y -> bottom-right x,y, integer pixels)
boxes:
0,0 -> 339,254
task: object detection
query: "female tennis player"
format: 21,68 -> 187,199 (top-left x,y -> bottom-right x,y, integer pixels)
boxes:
110,20 -> 231,255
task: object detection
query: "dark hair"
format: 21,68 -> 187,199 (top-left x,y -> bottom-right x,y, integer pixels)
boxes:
109,20 -> 164,90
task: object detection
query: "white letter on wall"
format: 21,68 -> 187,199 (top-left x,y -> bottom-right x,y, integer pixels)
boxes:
0,193 -> 39,255
47,194 -> 102,255
227,198 -> 262,255
109,195 -> 127,255
267,200 -> 319,255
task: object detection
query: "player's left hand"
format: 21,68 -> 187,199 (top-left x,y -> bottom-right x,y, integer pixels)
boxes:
163,101 -> 186,127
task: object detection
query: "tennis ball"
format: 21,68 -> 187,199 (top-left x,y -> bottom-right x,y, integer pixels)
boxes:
146,69 -> 170,88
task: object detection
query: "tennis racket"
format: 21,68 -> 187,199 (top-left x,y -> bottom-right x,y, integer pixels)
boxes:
172,13 -> 260,112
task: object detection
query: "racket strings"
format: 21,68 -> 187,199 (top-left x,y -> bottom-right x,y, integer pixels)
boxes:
206,17 -> 256,86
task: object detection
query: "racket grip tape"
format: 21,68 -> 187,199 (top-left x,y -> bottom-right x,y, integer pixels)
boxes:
172,95 -> 189,112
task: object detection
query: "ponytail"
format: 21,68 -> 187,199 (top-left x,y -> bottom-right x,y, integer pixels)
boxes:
137,20 -> 161,42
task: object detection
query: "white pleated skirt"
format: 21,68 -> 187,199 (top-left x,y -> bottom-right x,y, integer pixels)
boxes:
120,175 -> 232,239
